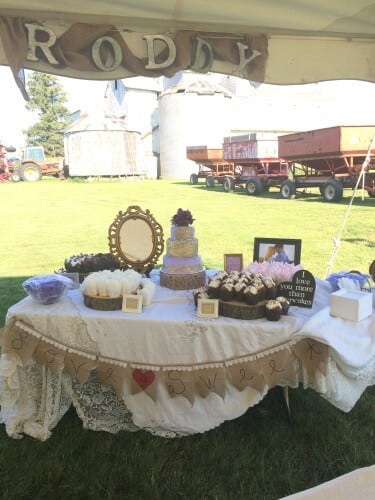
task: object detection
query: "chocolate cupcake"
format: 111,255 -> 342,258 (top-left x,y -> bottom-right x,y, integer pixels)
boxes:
220,282 -> 235,301
264,277 -> 277,300
234,281 -> 246,302
207,279 -> 222,298
276,296 -> 290,315
265,300 -> 282,321
255,283 -> 267,301
243,286 -> 259,305
228,271 -> 240,282
193,287 -> 210,307
214,270 -> 228,281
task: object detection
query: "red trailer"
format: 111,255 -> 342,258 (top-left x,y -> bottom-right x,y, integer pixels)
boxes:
278,125 -> 375,201
187,126 -> 375,202
186,146 -> 237,187
221,134 -> 289,194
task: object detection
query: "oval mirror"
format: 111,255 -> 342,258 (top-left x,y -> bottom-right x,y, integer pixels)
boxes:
108,206 -> 164,275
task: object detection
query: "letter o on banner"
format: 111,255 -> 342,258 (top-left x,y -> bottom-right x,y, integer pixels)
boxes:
92,36 -> 123,71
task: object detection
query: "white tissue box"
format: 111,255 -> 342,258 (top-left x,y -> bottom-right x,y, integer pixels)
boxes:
330,290 -> 372,321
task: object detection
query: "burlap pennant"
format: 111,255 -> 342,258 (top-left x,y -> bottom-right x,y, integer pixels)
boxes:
130,368 -> 158,402
227,359 -> 265,393
194,367 -> 225,399
64,352 -> 96,384
0,318 -> 17,346
0,17 -> 30,100
1,321 -> 40,365
32,341 -> 66,374
260,349 -> 296,388
165,369 -> 195,406
96,362 -> 127,399
293,339 -> 329,376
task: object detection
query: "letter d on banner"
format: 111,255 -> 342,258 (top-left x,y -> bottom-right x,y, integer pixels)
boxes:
190,37 -> 214,73
143,35 -> 176,69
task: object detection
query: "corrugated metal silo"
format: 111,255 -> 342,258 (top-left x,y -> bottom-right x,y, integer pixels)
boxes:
158,79 -> 232,179
64,112 -> 143,177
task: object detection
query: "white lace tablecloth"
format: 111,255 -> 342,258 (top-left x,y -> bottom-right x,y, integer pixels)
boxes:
0,275 -> 374,440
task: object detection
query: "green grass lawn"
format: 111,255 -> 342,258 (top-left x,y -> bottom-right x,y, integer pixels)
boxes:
0,178 -> 374,499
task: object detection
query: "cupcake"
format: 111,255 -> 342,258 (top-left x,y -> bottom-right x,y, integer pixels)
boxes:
220,282 -> 235,301
228,271 -> 241,282
214,270 -> 228,281
193,286 -> 210,307
243,286 -> 259,305
234,281 -> 246,302
255,282 -> 267,301
276,296 -> 290,315
265,300 -> 282,321
263,277 -> 277,300
207,279 -> 222,298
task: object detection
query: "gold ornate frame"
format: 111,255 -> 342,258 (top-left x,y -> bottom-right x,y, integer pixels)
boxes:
108,205 -> 164,275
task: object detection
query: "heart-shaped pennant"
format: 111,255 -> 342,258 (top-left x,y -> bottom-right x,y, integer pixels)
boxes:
132,368 -> 155,390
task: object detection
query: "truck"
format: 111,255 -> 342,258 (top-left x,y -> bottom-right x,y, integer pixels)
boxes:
2,146 -> 64,182
187,126 -> 375,201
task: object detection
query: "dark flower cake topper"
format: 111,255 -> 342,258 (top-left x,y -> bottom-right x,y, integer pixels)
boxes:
171,208 -> 195,226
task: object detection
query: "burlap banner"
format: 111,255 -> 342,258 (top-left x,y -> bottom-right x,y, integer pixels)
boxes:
292,339 -> 329,376
129,368 -> 158,402
193,367 -> 226,399
0,16 -> 268,101
0,319 -> 330,406
64,352 -> 97,385
96,362 -> 127,399
165,370 -> 195,406
260,349 -> 298,388
0,319 -> 41,365
32,341 -> 66,375
227,359 -> 265,393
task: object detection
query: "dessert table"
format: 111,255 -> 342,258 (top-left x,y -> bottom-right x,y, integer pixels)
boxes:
0,272 -> 374,441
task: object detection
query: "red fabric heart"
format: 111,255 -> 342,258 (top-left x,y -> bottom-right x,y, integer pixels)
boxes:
132,369 -> 155,390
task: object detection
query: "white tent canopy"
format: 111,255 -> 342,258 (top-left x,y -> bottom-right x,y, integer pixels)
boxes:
0,0 -> 374,97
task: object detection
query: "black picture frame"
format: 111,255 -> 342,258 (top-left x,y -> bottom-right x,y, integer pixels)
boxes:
253,238 -> 302,265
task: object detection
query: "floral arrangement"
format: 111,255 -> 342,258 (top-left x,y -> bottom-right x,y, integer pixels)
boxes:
243,261 -> 303,285
171,208 -> 195,226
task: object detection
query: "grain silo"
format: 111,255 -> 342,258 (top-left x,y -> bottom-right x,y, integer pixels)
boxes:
64,111 -> 143,177
158,78 -> 232,179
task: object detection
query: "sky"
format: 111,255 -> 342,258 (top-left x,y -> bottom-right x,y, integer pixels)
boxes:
0,67 -> 108,149
1,65 -> 375,151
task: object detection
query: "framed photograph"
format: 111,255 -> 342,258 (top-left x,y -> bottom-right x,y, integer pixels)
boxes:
197,298 -> 219,319
224,254 -> 243,273
253,238 -> 302,265
122,294 -> 143,313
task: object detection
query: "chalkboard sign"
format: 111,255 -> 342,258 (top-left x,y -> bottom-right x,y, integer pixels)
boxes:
278,270 -> 316,308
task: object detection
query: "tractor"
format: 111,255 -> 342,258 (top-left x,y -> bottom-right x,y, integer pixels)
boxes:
9,146 -> 64,182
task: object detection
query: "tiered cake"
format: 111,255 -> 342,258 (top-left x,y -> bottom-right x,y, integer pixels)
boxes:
160,209 -> 206,290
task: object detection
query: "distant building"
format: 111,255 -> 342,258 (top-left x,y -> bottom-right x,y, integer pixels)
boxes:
71,72 -> 375,179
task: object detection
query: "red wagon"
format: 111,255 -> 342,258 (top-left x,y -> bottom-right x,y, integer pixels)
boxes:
278,125 -> 375,201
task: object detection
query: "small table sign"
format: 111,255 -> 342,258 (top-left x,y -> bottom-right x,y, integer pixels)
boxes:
197,298 -> 219,319
122,294 -> 143,313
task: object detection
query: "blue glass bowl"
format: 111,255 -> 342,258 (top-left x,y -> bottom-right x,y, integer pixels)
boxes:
22,274 -> 74,304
